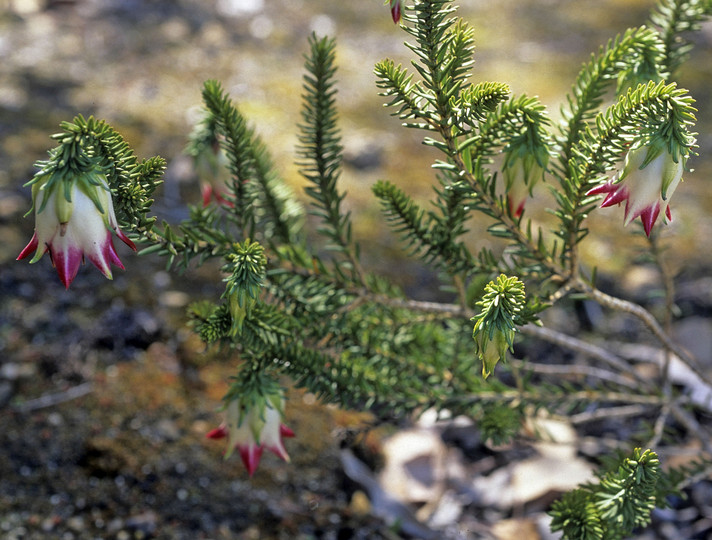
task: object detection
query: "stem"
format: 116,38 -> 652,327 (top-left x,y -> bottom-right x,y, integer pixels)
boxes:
508,359 -> 640,390
647,401 -> 672,448
450,389 -> 668,407
670,405 -> 712,454
518,324 -> 649,386
646,232 -> 676,447
13,382 -> 93,413
648,233 -> 675,386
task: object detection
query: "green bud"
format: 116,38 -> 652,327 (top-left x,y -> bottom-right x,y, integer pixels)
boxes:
477,329 -> 509,379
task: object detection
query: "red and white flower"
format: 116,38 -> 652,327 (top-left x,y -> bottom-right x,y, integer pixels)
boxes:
17,174 -> 136,288
206,396 -> 294,477
587,144 -> 684,237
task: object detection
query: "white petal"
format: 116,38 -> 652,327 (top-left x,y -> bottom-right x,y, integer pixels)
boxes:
623,154 -> 665,224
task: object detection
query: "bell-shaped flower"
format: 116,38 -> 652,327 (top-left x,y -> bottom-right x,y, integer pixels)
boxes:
193,140 -> 233,207
17,173 -> 136,288
206,395 -> 294,477
587,143 -> 684,237
502,151 -> 547,219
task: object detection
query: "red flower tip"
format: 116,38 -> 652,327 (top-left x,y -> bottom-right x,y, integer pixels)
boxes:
585,182 -> 614,197
115,228 -> 137,251
391,1 -> 401,23
639,204 -> 661,237
600,188 -> 629,208
53,246 -> 83,289
280,424 -> 295,438
206,426 -> 228,439
507,195 -> 525,219
239,445 -> 264,477
17,232 -> 40,261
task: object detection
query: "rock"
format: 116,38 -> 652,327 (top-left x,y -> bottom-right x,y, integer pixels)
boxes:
340,448 -> 439,540
343,133 -> 384,171
673,317 -> 712,367
620,265 -> 660,302
617,342 -> 712,413
470,416 -> 593,509
125,511 -> 158,535
379,428 -> 448,505
492,517 -> 541,540
0,361 -> 37,380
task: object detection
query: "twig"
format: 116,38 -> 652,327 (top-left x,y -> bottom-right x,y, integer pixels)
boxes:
648,233 -> 676,385
647,400 -> 672,448
670,404 -> 712,454
674,459 -> 712,491
509,359 -> 640,390
375,296 -> 472,317
12,382 -> 93,413
519,323 -> 648,386
569,404 -> 655,425
449,389 -> 666,407
575,279 -> 712,387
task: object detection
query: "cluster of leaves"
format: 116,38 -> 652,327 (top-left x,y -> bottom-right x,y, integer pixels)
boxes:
550,449 -> 665,540
29,114 -> 165,235
471,274 -> 545,377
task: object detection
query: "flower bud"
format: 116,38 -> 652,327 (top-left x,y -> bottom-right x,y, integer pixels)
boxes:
389,0 -> 402,23
476,329 -> 510,379
503,152 -> 546,218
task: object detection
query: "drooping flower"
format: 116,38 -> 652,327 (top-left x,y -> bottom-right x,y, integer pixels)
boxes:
193,139 -> 233,207
17,173 -> 136,288
206,395 -> 294,476
586,143 -> 684,237
502,152 -> 547,218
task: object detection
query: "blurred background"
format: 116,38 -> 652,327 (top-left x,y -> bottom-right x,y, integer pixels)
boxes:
1,1 -> 711,539
2,0 -> 711,274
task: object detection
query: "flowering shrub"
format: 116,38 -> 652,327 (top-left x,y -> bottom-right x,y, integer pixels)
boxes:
17,0 -> 712,537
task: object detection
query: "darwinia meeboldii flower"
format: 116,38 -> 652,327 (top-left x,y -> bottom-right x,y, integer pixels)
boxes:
587,143 -> 684,237
207,395 -> 294,476
17,172 -> 136,288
